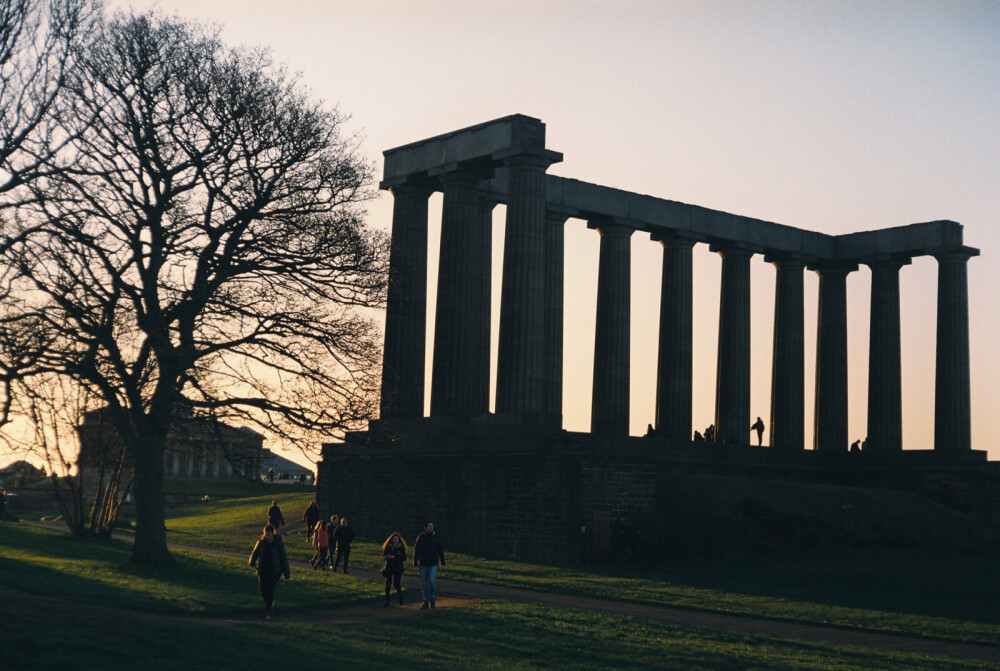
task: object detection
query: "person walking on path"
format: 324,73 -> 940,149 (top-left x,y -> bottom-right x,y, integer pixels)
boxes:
310,519 -> 330,570
266,500 -> 285,533
750,417 -> 765,446
248,523 -> 290,620
302,501 -> 320,543
331,516 -> 356,574
413,520 -> 445,610
381,532 -> 407,607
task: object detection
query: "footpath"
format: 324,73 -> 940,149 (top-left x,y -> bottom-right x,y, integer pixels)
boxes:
169,540 -> 1000,665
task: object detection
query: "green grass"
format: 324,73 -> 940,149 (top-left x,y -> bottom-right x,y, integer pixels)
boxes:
0,520 -> 987,670
164,476 -> 314,497
160,496 -> 1000,646
165,492 -> 317,549
0,522 -> 372,616
656,474 -> 995,556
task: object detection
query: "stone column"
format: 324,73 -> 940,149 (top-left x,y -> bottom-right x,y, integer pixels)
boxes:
591,222 -> 633,436
543,212 -> 569,423
712,245 -> 753,444
934,247 -> 978,452
866,257 -> 910,453
380,182 -> 432,419
812,263 -> 857,452
477,191 -> 498,408
654,235 -> 695,443
495,152 -> 559,415
767,255 -> 805,450
431,169 -> 491,416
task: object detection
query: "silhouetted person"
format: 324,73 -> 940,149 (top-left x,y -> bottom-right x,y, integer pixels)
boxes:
750,417 -> 765,446
861,436 -> 868,452
693,431 -> 704,443
382,532 -> 407,607
850,439 -> 860,453
310,519 -> 329,571
249,523 -> 290,620
645,423 -> 655,437
267,500 -> 285,532
266,466 -> 275,484
302,501 -> 320,542
332,517 -> 356,574
414,520 -> 446,610
704,424 -> 715,443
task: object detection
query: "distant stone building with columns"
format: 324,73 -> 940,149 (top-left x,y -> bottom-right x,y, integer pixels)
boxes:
78,409 -> 266,481
318,115 -> 993,564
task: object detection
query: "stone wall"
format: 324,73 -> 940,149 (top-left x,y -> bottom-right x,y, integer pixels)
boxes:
317,422 -> 1000,565
317,423 -> 660,563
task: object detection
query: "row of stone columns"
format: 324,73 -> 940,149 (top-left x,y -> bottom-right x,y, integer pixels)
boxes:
380,170 -> 976,453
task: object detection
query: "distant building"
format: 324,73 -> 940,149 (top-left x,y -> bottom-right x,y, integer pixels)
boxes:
0,460 -> 47,481
77,409 -> 267,481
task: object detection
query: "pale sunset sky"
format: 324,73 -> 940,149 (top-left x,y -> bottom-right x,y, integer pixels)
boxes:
82,1 -> 1000,465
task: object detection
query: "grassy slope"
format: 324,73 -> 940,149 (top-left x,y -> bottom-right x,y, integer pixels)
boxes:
656,474 -> 993,554
0,522 -> 984,671
163,494 -> 1000,646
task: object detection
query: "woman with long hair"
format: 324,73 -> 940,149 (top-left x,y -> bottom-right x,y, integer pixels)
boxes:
310,519 -> 330,570
381,531 -> 407,606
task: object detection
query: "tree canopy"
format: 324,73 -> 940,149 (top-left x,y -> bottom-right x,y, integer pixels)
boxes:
0,6 -> 388,564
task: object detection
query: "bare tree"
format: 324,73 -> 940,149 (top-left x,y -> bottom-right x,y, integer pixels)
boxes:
0,0 -> 96,430
0,0 -> 95,200
2,10 -> 387,565
7,373 -> 132,537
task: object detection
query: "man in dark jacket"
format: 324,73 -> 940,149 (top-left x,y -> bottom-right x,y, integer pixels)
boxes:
413,520 -> 446,610
302,501 -> 320,543
249,523 -> 290,620
331,517 -> 356,574
267,500 -> 285,532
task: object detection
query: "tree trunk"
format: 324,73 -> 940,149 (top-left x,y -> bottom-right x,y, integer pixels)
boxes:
129,430 -> 173,565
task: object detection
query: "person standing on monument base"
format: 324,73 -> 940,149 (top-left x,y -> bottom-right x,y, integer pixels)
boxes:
750,417 -> 765,446
249,523 -> 290,620
413,520 -> 446,610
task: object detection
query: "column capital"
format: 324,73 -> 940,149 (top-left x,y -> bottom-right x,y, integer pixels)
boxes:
546,210 -> 572,226
931,245 -> 980,263
763,251 -> 808,268
709,243 -> 755,261
861,254 -> 912,270
387,180 -> 435,199
651,231 -> 697,248
588,219 -> 635,238
808,260 -> 859,275
496,147 -> 563,169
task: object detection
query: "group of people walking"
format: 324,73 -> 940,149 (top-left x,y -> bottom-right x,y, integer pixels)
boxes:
303,501 -> 355,573
248,499 -> 446,619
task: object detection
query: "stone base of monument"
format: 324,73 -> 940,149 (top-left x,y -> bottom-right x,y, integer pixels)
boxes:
317,420 -> 998,565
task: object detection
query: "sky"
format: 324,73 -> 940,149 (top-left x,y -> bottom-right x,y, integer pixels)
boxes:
48,1 -> 1000,467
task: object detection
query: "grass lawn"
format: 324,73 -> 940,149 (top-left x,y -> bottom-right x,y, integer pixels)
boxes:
0,520 -> 986,671
161,495 -> 1000,646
